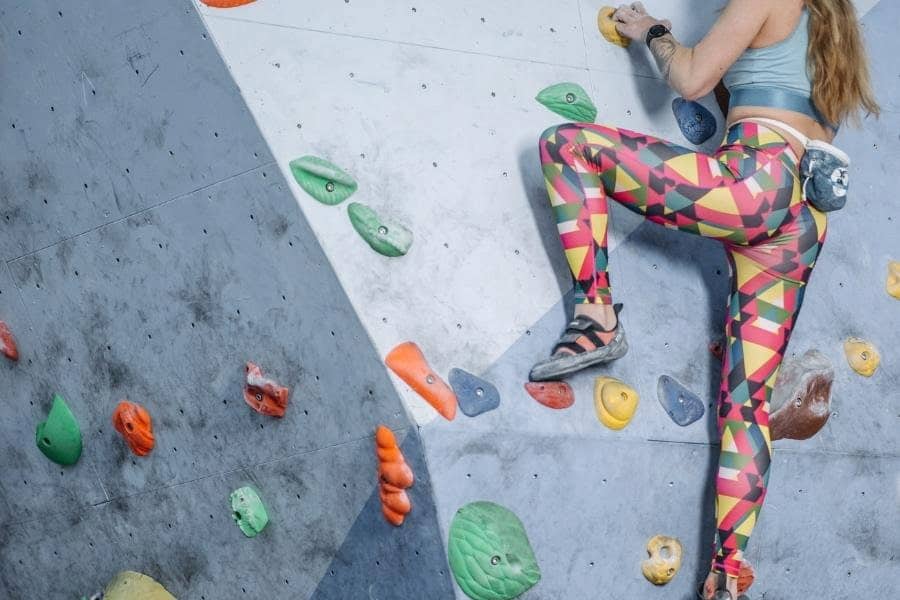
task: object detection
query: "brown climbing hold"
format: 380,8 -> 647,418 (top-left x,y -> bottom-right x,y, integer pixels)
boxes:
843,338 -> 880,377
0,321 -> 19,361
769,350 -> 833,441
244,362 -> 290,417
112,401 -> 155,456
384,342 -> 457,420
375,425 -> 414,526
708,339 -> 724,360
524,381 -> 574,409
200,0 -> 256,8
886,260 -> 900,299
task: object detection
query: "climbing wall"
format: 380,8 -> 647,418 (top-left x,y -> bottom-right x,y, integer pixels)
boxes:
0,0 -> 897,599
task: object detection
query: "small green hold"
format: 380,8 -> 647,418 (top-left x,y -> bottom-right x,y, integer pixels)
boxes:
35,394 -> 82,466
347,202 -> 413,257
448,501 -> 541,600
535,82 -> 597,123
230,486 -> 268,538
289,155 -> 357,205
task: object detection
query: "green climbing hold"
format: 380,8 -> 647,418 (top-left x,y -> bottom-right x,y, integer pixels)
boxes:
347,202 -> 413,257
289,155 -> 357,205
448,501 -> 541,600
230,486 -> 269,537
535,82 -> 597,123
35,394 -> 82,466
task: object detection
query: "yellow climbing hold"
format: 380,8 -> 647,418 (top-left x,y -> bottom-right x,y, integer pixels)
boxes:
104,571 -> 176,600
598,7 -> 630,48
886,260 -> 900,299
594,376 -> 639,430
641,535 -> 683,585
843,338 -> 880,377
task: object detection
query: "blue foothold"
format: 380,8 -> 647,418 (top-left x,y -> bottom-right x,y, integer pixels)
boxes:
448,368 -> 500,417
656,375 -> 705,426
672,98 -> 717,145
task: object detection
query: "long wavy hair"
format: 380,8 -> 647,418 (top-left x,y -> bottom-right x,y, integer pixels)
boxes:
806,0 -> 880,124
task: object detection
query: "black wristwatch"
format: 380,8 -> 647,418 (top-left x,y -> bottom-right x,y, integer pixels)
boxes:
645,23 -> 670,46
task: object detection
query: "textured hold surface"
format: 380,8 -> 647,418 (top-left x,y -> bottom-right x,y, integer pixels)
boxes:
289,155 -> 358,205
385,342 -> 457,420
376,425 -> 414,525
35,394 -> 83,466
770,350 -> 833,441
104,571 -> 176,600
201,0 -> 256,7
656,374 -> 705,426
348,202 -> 413,257
843,337 -> 880,377
243,361 -> 290,417
448,501 -> 541,600
641,534 -> 683,585
112,400 -> 155,456
230,486 -> 269,537
887,260 -> 900,299
449,368 -> 500,417
597,6 -> 630,47
672,97 -> 717,145
535,82 -> 597,123
0,320 -> 19,361
594,376 -> 639,430
524,381 -> 574,409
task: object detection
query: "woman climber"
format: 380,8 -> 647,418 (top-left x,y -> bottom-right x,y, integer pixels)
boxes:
529,1 -> 878,598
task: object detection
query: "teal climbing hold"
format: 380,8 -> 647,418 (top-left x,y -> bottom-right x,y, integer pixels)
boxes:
448,501 -> 541,600
347,202 -> 413,257
35,394 -> 83,466
535,82 -> 597,123
289,155 -> 357,205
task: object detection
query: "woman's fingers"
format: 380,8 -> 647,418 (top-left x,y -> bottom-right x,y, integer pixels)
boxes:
614,4 -> 638,23
630,2 -> 647,15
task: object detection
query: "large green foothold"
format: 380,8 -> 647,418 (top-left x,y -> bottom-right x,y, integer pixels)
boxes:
448,501 -> 541,600
230,486 -> 269,537
35,394 -> 82,466
347,202 -> 413,257
289,155 -> 357,205
535,82 -> 597,123
104,571 -> 176,600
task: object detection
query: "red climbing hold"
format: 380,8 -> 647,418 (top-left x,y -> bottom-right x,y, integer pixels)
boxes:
708,340 -> 724,360
243,362 -> 290,418
112,401 -> 155,457
524,381 -> 574,409
375,425 -> 414,526
384,342 -> 457,420
200,0 -> 256,8
0,321 -> 19,361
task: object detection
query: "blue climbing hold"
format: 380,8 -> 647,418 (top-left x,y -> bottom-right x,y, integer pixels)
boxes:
448,368 -> 500,417
672,98 -> 717,145
656,375 -> 705,426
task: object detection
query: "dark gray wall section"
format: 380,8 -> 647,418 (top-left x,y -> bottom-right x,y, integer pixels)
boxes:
0,0 -> 451,597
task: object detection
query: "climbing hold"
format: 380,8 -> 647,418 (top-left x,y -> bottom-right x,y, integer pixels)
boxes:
886,260 -> 900,299
672,98 -> 717,145
770,349 -> 833,441
385,342 -> 457,420
641,535 -> 683,585
708,339 -> 724,360
104,571 -> 175,600
112,400 -> 155,456
0,321 -> 18,361
535,83 -> 597,123
448,501 -> 541,600
593,376 -> 639,430
35,394 -> 82,466
200,0 -> 255,7
524,381 -> 574,409
244,361 -> 290,418
375,425 -> 414,526
289,156 -> 357,205
656,375 -> 705,426
597,6 -> 630,48
347,202 -> 413,257
843,337 -> 880,377
230,486 -> 268,537
449,368 -> 500,417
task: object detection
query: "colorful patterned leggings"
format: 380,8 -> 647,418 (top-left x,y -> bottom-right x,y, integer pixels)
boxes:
539,121 -> 827,576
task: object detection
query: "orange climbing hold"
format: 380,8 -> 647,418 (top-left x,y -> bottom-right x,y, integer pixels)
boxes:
199,0 -> 257,8
384,342 -> 457,420
112,401 -> 155,456
0,321 -> 19,361
244,362 -> 290,418
375,425 -> 414,526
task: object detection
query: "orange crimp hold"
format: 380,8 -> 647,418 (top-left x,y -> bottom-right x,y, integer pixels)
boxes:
199,0 -> 257,8
376,425 -> 414,526
244,362 -> 290,418
112,401 -> 155,456
384,342 -> 457,420
0,321 -> 19,361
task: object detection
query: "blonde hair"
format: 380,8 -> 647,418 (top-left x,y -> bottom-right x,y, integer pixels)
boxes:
806,0 -> 880,125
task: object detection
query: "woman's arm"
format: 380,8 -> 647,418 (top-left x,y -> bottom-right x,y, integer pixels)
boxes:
614,0 -> 771,100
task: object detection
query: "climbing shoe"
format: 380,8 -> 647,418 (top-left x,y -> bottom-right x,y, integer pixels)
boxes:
529,303 -> 627,382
